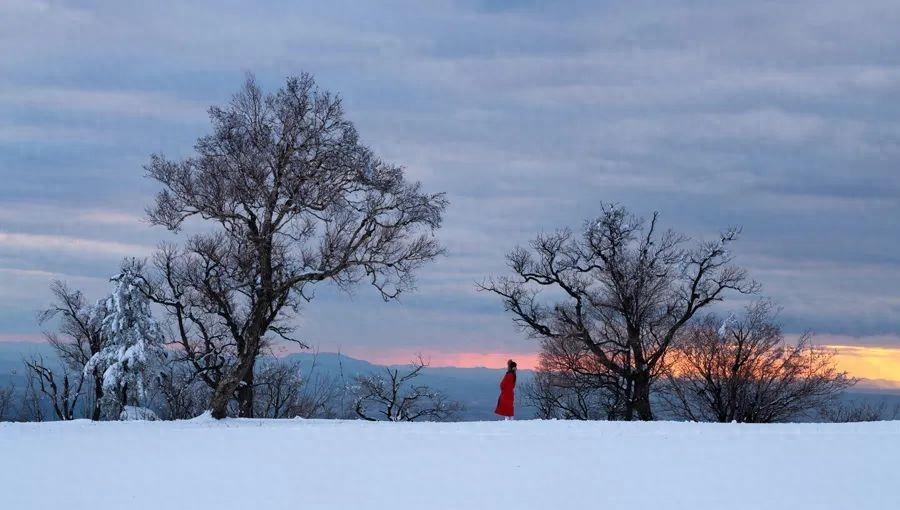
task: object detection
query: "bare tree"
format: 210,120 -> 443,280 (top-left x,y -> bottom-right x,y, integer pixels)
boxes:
0,383 -> 15,421
481,204 -> 757,420
353,357 -> 463,422
156,361 -> 211,420
144,74 -> 447,419
525,336 -> 628,420
23,356 -> 84,421
661,300 -> 855,423
254,360 -> 300,418
19,368 -> 45,422
253,357 -> 342,419
296,373 -> 343,419
38,281 -> 106,420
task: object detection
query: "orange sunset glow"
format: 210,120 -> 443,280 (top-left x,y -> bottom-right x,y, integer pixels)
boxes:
358,345 -> 900,389
828,345 -> 900,389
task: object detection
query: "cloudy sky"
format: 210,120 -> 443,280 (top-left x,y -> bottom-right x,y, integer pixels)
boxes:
1,0 -> 899,373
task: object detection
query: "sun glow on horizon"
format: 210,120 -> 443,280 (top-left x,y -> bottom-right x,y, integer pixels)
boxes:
5,337 -> 899,386
828,345 -> 900,389
354,345 -> 900,388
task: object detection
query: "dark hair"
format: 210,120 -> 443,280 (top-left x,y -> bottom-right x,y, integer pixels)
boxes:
507,359 -> 517,371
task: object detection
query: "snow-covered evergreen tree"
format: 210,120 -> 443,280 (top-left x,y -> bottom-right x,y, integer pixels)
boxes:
84,265 -> 166,420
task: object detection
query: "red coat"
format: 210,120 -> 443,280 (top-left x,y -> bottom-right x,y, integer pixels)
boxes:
494,371 -> 516,417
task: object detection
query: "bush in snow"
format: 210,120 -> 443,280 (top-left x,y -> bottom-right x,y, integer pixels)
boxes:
84,264 -> 167,420
120,405 -> 159,421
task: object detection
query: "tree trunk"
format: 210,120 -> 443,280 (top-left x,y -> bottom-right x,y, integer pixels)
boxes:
92,372 -> 103,421
237,365 -> 254,418
209,383 -> 232,420
209,336 -> 261,419
632,372 -> 653,421
623,374 -> 635,421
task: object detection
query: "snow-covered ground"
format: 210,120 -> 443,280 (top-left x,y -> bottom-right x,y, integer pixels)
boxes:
1,418 -> 897,510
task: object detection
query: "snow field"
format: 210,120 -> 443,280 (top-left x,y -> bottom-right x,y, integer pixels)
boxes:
1,418 -> 898,509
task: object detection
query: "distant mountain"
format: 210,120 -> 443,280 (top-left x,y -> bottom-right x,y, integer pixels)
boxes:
3,342 -> 898,422
853,379 -> 900,392
279,351 -> 536,421
0,343 -> 535,421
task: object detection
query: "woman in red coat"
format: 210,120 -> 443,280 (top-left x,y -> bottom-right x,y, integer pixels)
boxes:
495,359 -> 517,419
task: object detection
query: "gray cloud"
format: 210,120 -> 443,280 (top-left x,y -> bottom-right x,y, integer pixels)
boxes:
1,0 -> 899,357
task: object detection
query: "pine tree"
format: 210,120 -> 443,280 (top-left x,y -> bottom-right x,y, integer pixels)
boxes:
84,264 -> 166,420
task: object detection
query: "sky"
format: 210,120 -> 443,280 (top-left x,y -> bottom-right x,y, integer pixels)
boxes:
1,0 -> 899,378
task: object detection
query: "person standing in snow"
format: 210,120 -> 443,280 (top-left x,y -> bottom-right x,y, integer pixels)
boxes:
494,359 -> 517,420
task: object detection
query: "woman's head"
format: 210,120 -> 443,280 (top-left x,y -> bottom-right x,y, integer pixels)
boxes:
507,359 -> 517,372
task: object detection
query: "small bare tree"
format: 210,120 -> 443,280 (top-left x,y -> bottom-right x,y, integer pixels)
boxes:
144,73 -> 447,419
156,361 -> 211,420
19,368 -> 45,422
23,356 -> 84,421
0,383 -> 15,421
661,300 -> 855,423
526,336 -> 628,420
353,357 -> 463,422
481,204 -> 757,420
254,354 -> 342,419
37,281 -> 106,420
253,360 -> 300,418
253,360 -> 310,418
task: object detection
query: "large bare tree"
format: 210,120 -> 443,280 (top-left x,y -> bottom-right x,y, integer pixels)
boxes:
482,204 -> 757,420
661,301 -> 855,423
144,74 -> 447,419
